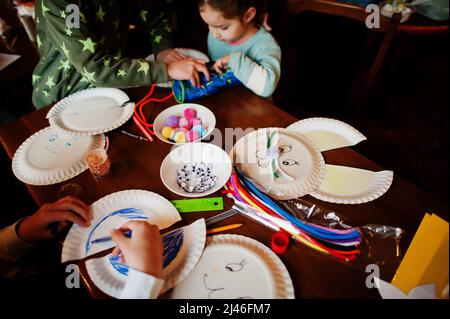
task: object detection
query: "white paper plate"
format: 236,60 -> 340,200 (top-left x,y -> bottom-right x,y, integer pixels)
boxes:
12,126 -> 105,185
286,118 -> 367,152
160,142 -> 232,198
85,219 -> 206,298
171,234 -> 295,299
310,164 -> 394,204
146,48 -> 210,88
153,103 -> 216,145
230,128 -> 326,200
61,189 -> 181,263
47,88 -> 134,136
177,48 -> 210,62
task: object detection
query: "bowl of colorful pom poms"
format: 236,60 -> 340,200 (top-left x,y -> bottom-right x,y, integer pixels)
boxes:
153,103 -> 216,144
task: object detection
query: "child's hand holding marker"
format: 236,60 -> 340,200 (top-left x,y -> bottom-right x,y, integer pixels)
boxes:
110,221 -> 164,279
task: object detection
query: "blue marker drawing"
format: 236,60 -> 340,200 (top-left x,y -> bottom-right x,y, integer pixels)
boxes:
162,228 -> 184,268
45,134 -> 79,154
64,136 -> 79,148
49,134 -> 58,142
109,254 -> 130,276
108,228 -> 184,277
85,207 -> 148,255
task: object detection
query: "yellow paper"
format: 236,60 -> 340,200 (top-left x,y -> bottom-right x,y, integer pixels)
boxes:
392,213 -> 449,298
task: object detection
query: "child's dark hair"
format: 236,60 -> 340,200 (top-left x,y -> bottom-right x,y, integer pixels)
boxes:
198,0 -> 265,23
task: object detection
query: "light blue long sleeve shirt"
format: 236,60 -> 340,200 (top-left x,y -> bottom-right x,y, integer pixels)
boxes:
208,28 -> 281,98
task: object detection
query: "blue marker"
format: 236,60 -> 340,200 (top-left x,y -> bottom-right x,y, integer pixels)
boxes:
90,230 -> 132,244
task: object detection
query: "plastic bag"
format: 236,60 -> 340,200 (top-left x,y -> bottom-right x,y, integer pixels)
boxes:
280,198 -> 404,271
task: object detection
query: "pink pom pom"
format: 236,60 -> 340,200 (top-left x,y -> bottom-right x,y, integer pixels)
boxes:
184,108 -> 197,121
178,117 -> 192,130
189,118 -> 202,127
166,115 -> 180,128
186,130 -> 200,142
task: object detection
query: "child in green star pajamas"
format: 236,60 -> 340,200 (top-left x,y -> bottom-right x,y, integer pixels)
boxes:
32,0 -> 210,109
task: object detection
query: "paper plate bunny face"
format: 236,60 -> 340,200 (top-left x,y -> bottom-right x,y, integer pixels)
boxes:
230,128 -> 326,200
170,235 -> 295,299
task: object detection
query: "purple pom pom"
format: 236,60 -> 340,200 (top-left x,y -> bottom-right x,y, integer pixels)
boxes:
166,115 -> 180,128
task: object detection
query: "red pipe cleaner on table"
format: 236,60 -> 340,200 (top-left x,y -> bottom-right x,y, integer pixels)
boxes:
132,85 -> 174,141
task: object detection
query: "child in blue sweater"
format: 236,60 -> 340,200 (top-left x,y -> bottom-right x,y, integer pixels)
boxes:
198,0 -> 281,98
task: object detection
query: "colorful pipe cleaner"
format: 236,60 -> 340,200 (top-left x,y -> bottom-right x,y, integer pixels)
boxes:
224,168 -> 362,261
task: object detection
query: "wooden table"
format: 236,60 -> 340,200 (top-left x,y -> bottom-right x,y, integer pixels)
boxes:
0,86 -> 447,298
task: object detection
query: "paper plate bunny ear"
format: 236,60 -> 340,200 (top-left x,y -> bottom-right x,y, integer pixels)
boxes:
287,118 -> 394,204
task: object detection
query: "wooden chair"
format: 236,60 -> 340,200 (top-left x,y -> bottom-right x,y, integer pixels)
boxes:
278,0 -> 401,114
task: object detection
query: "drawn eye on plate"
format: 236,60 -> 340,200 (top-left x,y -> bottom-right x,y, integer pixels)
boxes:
48,134 -> 58,143
278,145 -> 292,153
225,259 -> 246,272
257,159 -> 270,168
255,149 -> 266,159
282,159 -> 300,166
64,136 -> 79,148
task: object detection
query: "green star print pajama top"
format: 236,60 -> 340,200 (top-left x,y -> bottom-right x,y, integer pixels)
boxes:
32,0 -> 174,109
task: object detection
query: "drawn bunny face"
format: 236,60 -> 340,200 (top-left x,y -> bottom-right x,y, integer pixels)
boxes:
200,253 -> 276,299
256,144 -> 301,168
202,259 -> 254,299
255,143 -> 301,182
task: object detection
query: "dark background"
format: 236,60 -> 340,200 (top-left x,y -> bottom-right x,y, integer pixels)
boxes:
0,0 -> 447,300
1,0 -> 447,221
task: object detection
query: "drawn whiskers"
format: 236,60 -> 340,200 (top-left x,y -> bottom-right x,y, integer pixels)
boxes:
203,274 -> 224,299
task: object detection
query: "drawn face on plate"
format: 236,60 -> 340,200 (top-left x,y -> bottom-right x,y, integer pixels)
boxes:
255,144 -> 301,181
200,249 -> 275,299
26,129 -> 92,170
45,132 -> 80,154
202,259 -> 253,299
256,144 -> 301,168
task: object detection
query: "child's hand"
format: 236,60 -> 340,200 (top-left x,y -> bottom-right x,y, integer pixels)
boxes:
17,196 -> 92,242
156,49 -> 186,64
111,221 -> 164,279
167,58 -> 211,87
213,55 -> 231,74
